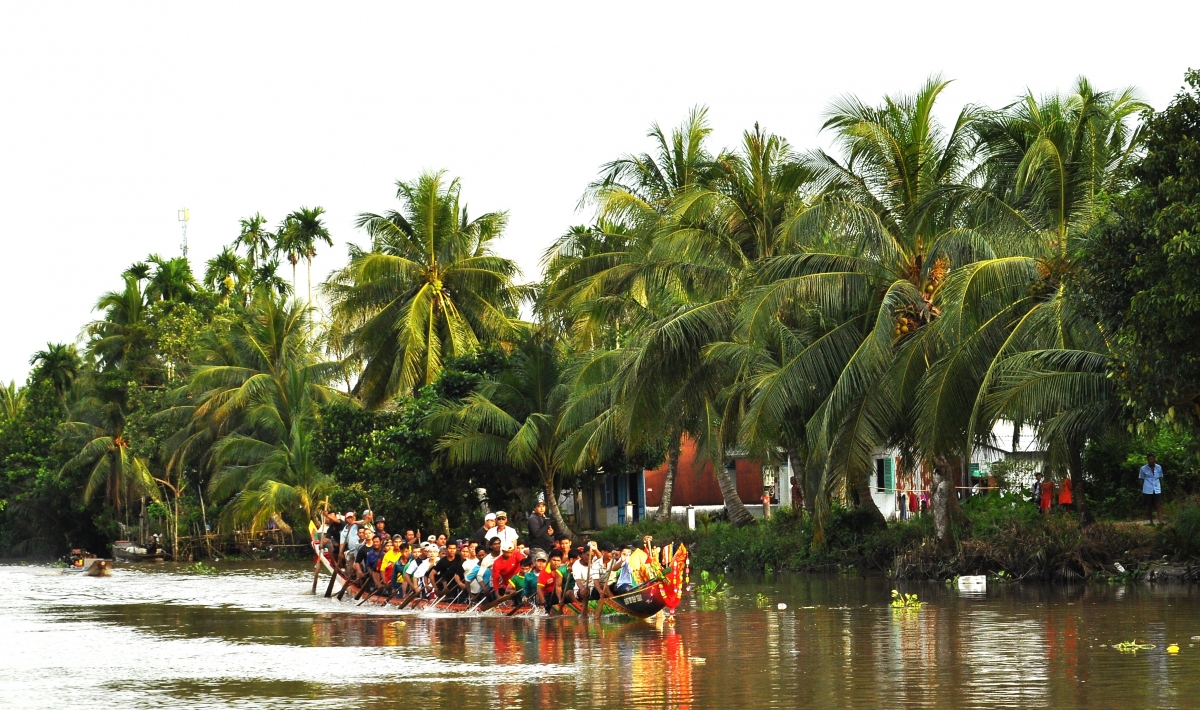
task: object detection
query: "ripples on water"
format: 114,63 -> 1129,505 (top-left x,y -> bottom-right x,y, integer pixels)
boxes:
3,563 -> 1199,709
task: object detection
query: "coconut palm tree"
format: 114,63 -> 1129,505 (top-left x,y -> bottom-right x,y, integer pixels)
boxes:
29,343 -> 81,411
167,293 -> 340,456
206,364 -> 335,531
549,109 -> 746,522
86,276 -> 150,373
59,395 -> 159,512
277,206 -> 333,303
726,76 -> 986,543
325,171 -> 524,407
430,331 -> 576,538
911,80 -> 1147,529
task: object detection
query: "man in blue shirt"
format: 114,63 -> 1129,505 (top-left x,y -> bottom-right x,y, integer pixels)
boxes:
1139,454 -> 1164,524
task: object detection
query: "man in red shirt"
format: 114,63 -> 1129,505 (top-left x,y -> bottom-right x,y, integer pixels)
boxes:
490,541 -> 524,598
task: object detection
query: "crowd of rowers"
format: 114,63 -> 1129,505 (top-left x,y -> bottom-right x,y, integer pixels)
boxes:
318,499 -> 659,612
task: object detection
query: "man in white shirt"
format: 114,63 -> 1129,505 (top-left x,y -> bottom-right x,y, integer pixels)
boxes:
339,512 -> 360,567
461,547 -> 483,597
1140,454 -> 1164,524
484,511 -> 520,547
570,547 -> 591,600
477,537 -> 503,599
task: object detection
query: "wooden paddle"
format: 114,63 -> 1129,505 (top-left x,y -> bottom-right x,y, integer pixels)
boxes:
353,579 -> 376,601
323,554 -> 340,598
358,583 -> 396,607
395,590 -> 419,610
504,593 -> 527,616
476,590 -> 520,613
335,572 -> 356,601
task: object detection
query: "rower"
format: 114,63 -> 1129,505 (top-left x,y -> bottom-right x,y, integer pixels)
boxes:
613,544 -> 636,593
490,540 -> 523,599
433,542 -> 467,600
480,537 -> 503,598
536,552 -> 560,611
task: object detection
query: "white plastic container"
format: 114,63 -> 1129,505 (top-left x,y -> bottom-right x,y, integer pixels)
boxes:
957,575 -> 987,593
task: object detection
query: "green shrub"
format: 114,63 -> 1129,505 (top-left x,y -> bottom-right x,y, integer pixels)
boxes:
1170,498 -> 1200,558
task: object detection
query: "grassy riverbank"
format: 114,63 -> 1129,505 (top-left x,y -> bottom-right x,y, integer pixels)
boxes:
590,496 -> 1200,582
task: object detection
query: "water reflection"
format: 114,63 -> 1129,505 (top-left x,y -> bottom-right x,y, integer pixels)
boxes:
4,564 -> 1200,709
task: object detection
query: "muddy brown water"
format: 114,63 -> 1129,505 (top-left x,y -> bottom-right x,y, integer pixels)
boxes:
4,562 -> 1200,709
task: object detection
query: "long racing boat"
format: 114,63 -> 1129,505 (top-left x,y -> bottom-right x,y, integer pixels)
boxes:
309,536 -> 688,620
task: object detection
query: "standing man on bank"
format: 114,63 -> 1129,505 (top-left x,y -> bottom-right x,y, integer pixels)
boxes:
1140,454 -> 1164,524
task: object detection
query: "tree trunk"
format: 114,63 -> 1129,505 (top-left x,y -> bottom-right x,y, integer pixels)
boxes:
1068,443 -> 1091,524
543,476 -> 574,540
715,460 -> 756,527
655,435 -> 682,521
306,258 -> 313,304
854,467 -> 886,527
931,457 -> 955,547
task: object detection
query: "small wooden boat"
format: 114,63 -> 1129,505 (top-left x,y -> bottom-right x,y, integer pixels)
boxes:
63,558 -> 112,576
309,538 -> 688,619
112,541 -> 167,562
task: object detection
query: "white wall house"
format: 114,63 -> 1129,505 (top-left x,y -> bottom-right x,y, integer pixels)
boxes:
867,421 -> 1047,521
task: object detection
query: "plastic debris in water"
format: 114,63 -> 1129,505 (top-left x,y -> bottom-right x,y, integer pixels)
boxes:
1167,645 -> 1180,654
777,603 -> 788,610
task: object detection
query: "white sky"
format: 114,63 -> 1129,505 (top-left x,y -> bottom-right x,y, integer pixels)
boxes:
1,1 -> 1195,384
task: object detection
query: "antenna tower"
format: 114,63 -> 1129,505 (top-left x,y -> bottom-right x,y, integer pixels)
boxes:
178,208 -> 191,258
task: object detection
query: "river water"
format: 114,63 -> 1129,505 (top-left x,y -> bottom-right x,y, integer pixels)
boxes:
4,562 -> 1199,709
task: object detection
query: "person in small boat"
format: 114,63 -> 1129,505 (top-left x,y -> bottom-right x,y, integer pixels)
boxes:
436,533 -> 448,549
374,516 -> 387,537
477,537 -> 502,597
404,529 -> 417,548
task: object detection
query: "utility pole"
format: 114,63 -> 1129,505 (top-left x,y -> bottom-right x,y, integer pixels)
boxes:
178,208 -> 190,258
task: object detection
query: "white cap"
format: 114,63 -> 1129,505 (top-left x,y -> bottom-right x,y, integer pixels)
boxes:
501,541 -> 516,552
485,513 -> 496,521
427,535 -> 437,542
